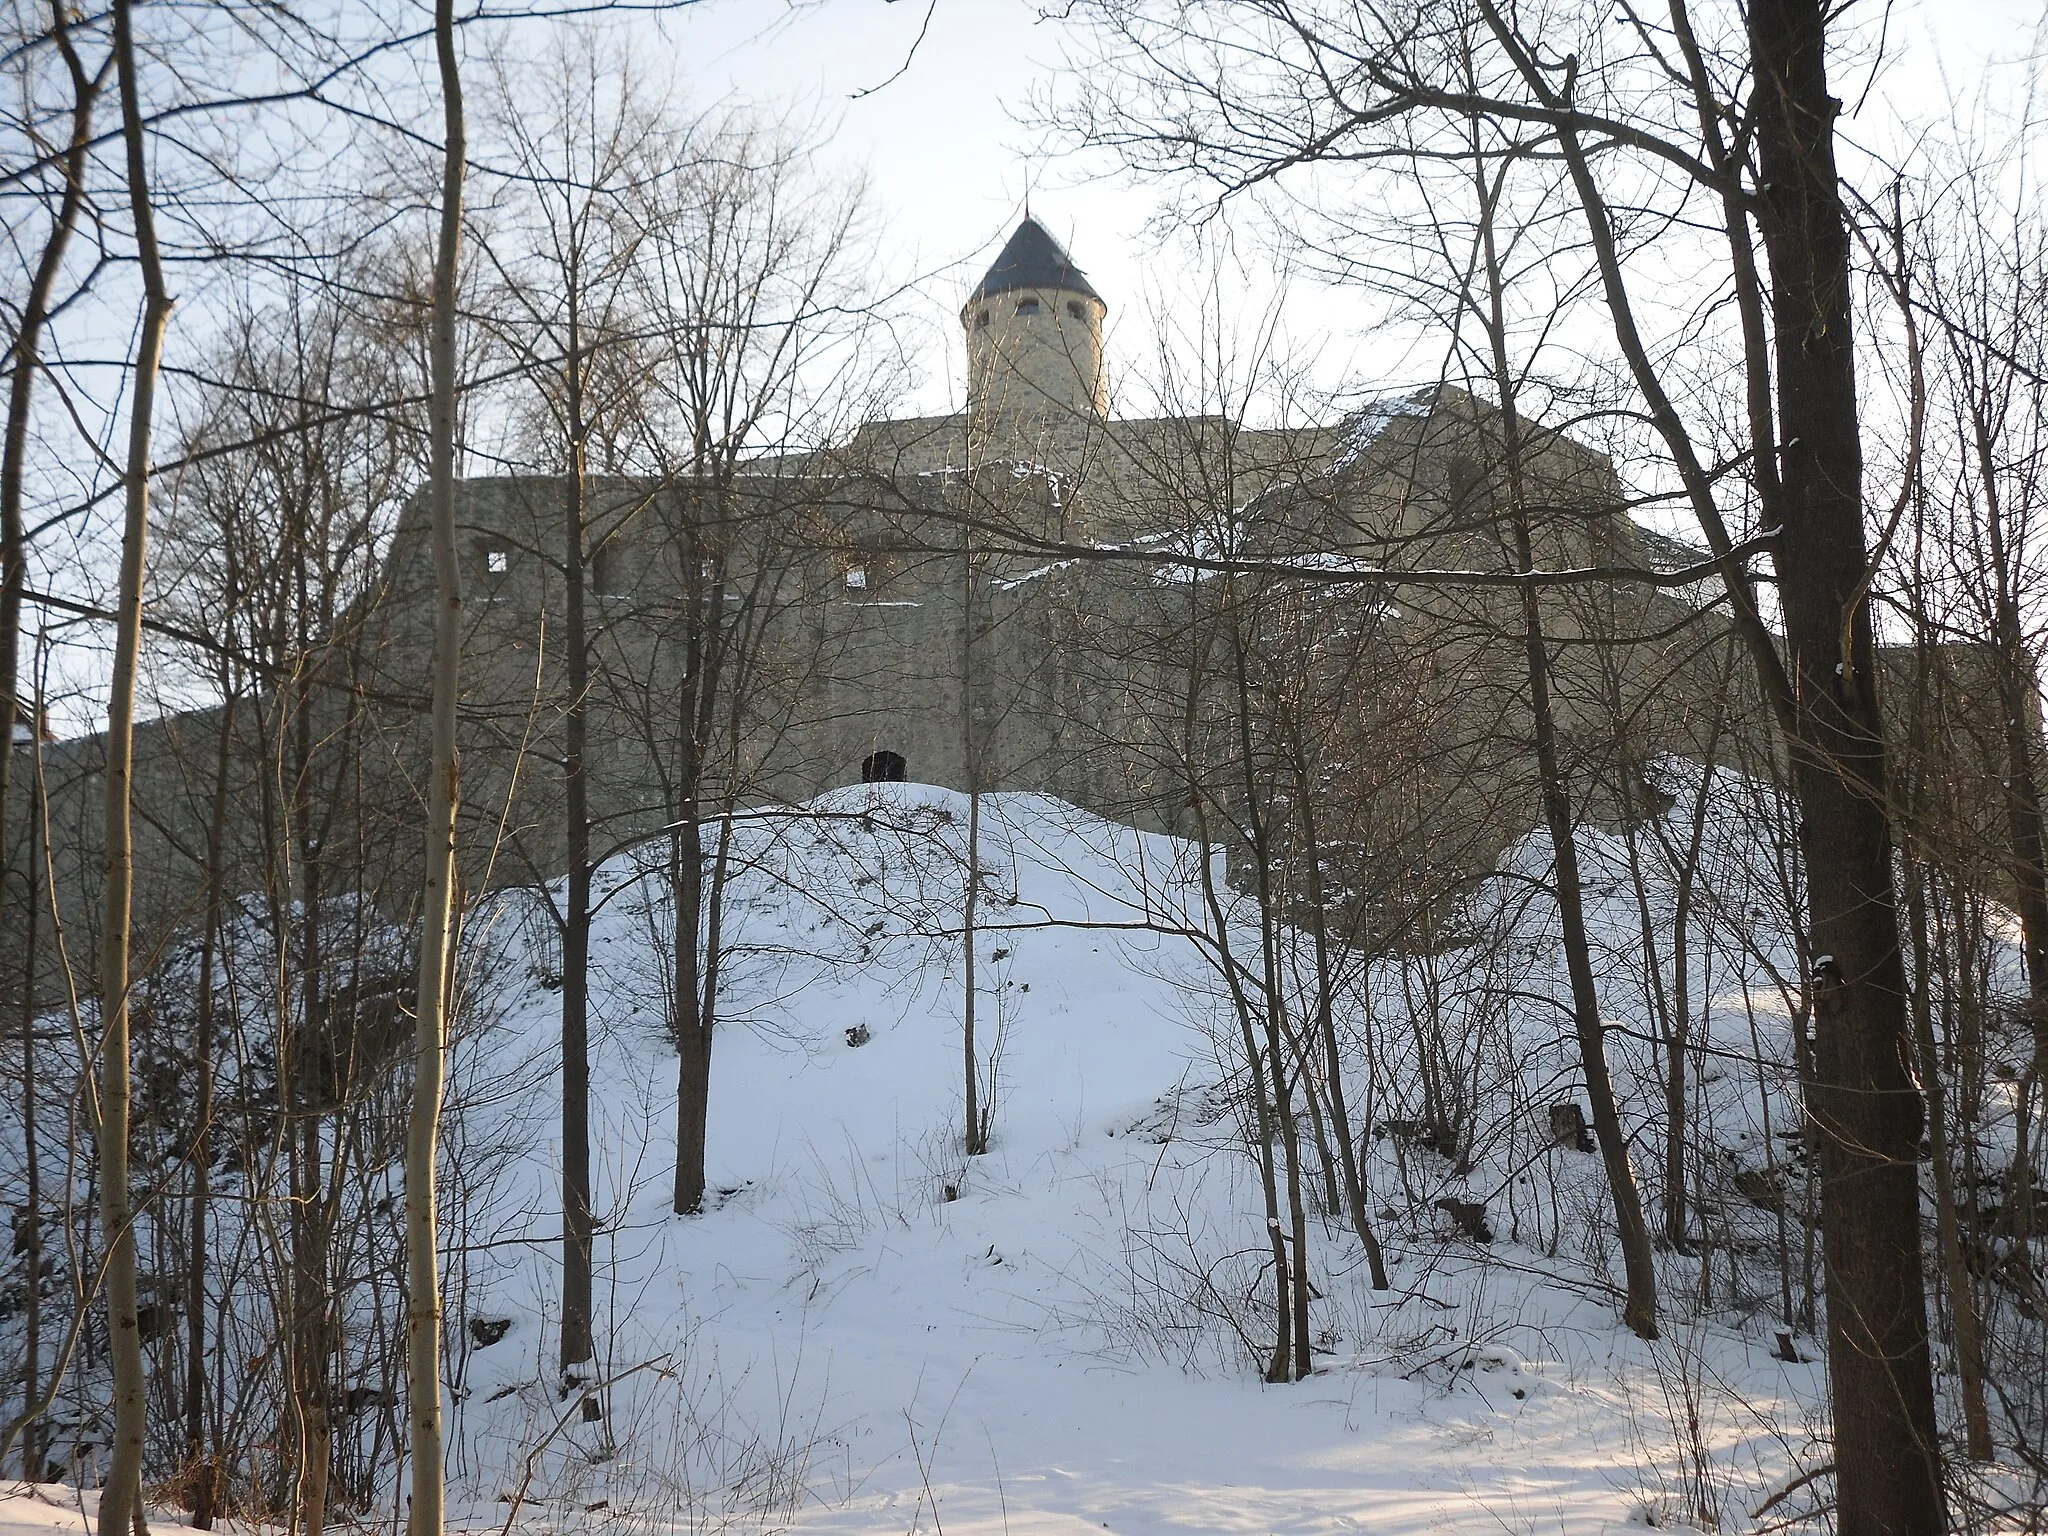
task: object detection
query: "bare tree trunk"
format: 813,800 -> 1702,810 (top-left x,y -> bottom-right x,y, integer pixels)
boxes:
292,840 -> 332,1536
1231,622 -> 1312,1380
0,2 -> 98,947
1468,151 -> 1657,1337
186,690 -> 235,1526
1659,744 -> 1719,1254
1295,1053 -> 1340,1218
670,856 -> 711,1213
961,532 -> 987,1157
670,504 -> 743,1217
669,496 -> 714,1217
406,0 -> 464,1529
1266,1001 -> 1312,1379
561,371 -> 595,1376
17,740 -> 42,1483
1745,2 -> 1944,1525
963,783 -> 984,1156
670,678 -> 709,1215
99,3 -> 174,1528
1901,855 -> 1992,1460
1197,831 -> 1292,1384
1178,600 -> 1291,1383
1514,561 -> 1658,1341
1969,406 -> 2048,1251
1615,647 -> 1727,1265
275,581 -> 333,1536
1293,786 -> 1388,1287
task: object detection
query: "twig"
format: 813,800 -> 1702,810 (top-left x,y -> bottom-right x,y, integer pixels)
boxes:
493,1355 -> 673,1536
903,1409 -> 945,1536
1751,1460 -> 1834,1522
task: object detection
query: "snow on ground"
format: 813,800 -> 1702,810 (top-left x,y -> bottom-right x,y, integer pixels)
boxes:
6,772 -> 1915,1536
379,781 -> 1834,1536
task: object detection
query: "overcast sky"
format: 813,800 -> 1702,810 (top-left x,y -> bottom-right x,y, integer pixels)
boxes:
628,0 -> 2046,418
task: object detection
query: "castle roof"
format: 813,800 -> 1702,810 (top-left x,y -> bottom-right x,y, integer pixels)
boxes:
967,216 -> 1103,309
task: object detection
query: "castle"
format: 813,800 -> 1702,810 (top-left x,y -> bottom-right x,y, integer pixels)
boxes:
7,216 -> 1993,1001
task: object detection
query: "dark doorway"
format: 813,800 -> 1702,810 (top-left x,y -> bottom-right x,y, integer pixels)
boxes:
861,750 -> 907,783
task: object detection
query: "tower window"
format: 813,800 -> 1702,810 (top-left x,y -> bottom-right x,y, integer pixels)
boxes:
975,310 -> 990,330
1067,300 -> 1085,320
1015,299 -> 1040,316
479,540 -> 511,577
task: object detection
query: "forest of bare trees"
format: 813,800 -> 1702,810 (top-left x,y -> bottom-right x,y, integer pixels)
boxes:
2,2 -> 2046,1534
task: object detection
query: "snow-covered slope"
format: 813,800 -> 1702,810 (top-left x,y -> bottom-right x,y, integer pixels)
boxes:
409,780 -> 1839,1536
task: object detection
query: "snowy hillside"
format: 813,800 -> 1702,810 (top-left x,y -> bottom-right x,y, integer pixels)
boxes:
9,771 -> 2038,1535
393,779 -> 1849,1536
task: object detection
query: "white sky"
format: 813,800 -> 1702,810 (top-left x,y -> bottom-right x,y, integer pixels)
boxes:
632,0 -> 2046,417
645,0 -> 1186,415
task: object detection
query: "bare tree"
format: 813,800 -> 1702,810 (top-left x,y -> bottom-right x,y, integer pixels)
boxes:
1912,166 -> 2048,1263
0,9 -> 105,1487
407,0 -> 466,1528
1055,0 -> 1947,1517
1,0 -> 106,953
617,114 -> 876,1215
96,0 -> 176,1526
1446,105 -> 1659,1336
471,36 -> 657,1386
147,272 -> 417,1530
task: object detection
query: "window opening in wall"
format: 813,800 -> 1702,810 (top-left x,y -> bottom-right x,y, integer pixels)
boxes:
975,309 -> 990,330
481,541 -> 511,577
1015,298 -> 1040,316
1067,300 -> 1085,320
861,750 -> 906,783
844,565 -> 868,591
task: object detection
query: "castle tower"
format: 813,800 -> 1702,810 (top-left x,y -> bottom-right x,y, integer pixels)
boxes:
962,216 -> 1107,427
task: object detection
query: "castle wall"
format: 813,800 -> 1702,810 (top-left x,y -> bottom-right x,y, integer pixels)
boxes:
7,386 -> 2025,1011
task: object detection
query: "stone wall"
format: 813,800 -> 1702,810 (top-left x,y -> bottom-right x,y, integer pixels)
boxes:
5,385 -> 2022,1010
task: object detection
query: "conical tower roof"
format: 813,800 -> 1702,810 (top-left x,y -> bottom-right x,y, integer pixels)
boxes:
967,216 -> 1104,308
